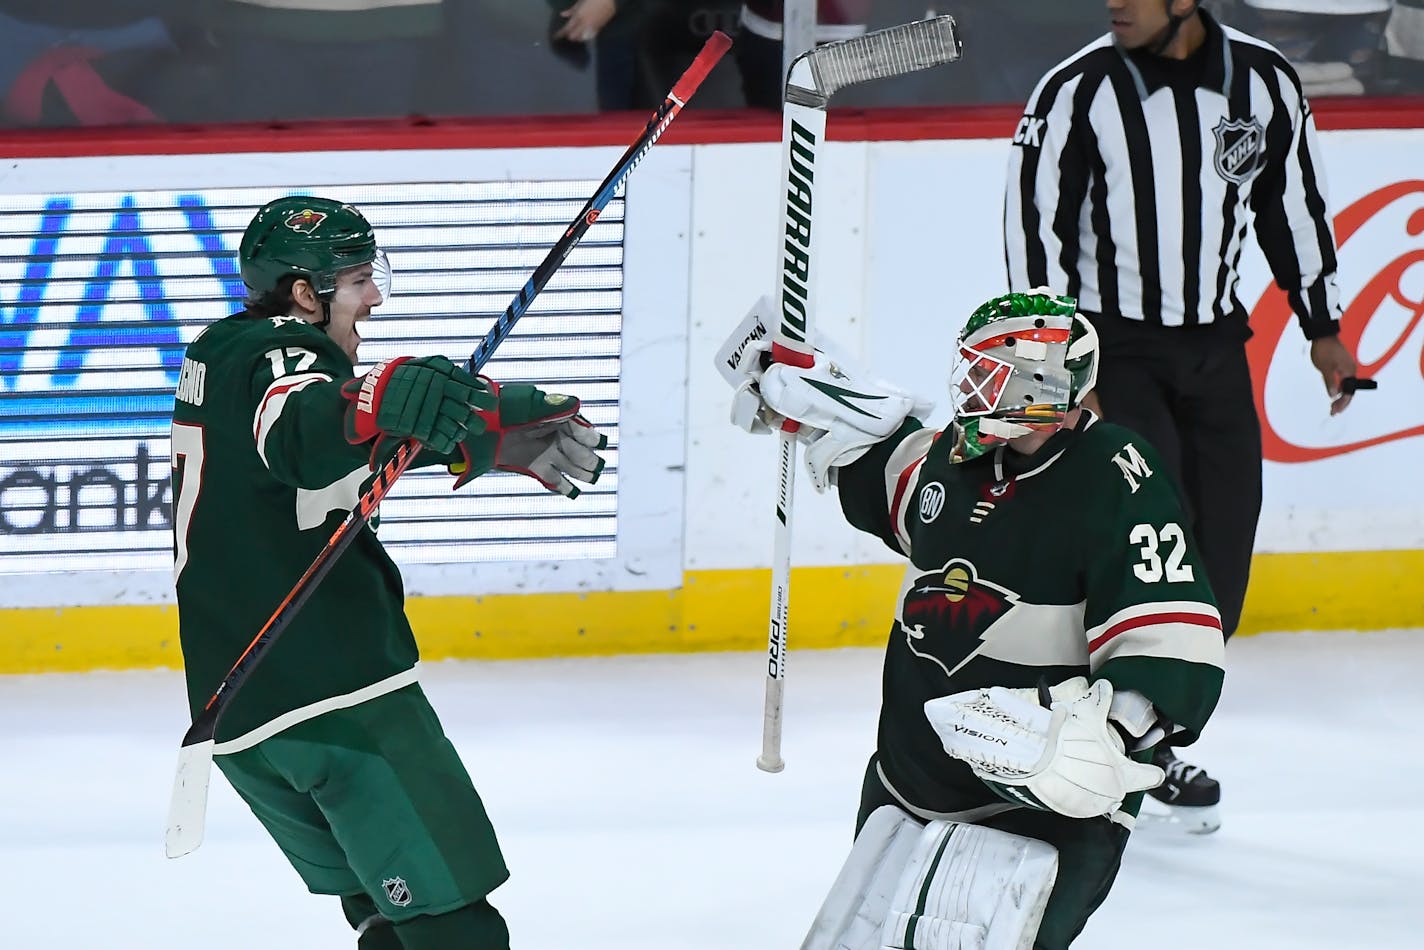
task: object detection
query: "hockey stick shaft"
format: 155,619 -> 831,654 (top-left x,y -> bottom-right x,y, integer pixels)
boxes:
758,16 -> 961,773
165,31 -> 732,857
758,102 -> 825,774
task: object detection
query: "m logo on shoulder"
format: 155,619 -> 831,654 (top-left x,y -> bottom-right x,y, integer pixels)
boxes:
1213,117 -> 1265,185
1112,443 -> 1154,493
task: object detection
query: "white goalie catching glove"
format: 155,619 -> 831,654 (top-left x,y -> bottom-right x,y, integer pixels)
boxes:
924,677 -> 1165,820
717,297 -> 932,491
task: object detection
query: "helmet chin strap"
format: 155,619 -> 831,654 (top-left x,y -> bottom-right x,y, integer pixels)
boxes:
313,295 -> 333,332
1151,0 -> 1198,56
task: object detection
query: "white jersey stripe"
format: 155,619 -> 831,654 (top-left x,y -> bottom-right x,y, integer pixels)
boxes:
1087,599 -> 1224,641
1089,617 -> 1225,668
1153,87 -> 1187,321
885,428 -> 937,555
252,372 -> 331,468
1091,80 -> 1141,319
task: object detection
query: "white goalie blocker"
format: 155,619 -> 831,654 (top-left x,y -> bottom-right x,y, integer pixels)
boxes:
802,806 -> 1058,950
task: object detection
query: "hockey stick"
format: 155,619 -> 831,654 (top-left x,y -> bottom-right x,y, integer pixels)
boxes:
757,16 -> 962,773
164,31 -> 733,859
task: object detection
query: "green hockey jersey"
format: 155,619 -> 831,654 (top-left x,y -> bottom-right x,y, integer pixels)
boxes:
837,413 -> 1226,818
171,312 -> 427,744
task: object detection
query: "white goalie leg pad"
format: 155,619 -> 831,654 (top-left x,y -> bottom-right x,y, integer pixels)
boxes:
800,806 -> 1058,950
802,806 -> 926,950
880,820 -> 1058,950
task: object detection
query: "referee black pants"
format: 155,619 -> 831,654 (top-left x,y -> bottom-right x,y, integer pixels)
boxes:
1087,316 -> 1263,638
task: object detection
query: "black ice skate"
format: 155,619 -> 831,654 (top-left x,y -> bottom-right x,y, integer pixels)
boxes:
1144,747 -> 1221,834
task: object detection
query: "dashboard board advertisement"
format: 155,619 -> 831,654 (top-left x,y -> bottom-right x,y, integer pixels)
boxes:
0,121 -> 1418,639
0,182 -> 625,575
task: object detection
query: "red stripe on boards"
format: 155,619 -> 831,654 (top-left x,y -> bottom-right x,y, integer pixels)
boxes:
2,98 -> 1419,158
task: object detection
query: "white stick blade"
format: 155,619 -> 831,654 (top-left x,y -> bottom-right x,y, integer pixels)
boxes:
164,739 -> 215,858
714,296 -> 775,386
800,15 -> 963,98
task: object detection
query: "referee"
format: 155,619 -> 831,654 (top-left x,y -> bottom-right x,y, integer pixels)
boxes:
1003,0 -> 1359,831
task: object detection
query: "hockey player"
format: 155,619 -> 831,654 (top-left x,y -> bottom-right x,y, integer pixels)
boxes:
724,289 -> 1226,948
171,195 -> 607,949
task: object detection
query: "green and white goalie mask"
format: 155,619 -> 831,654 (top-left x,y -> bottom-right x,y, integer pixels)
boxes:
948,290 -> 1098,458
240,195 -> 393,303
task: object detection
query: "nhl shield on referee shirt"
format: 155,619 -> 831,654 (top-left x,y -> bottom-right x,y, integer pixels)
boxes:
1004,10 -> 1342,341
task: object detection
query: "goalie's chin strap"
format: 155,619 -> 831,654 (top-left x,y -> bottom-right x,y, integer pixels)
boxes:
991,444 -> 1009,495
986,411 -> 1090,494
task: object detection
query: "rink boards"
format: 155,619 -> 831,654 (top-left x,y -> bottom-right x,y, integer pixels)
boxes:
1,104 -> 1420,672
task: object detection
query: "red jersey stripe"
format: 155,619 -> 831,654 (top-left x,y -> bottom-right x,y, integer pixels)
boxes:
1088,610 -> 1223,653
253,375 -> 326,443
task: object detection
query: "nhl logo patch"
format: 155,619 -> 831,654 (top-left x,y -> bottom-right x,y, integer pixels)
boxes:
382,877 -> 413,907
1212,117 -> 1264,186
283,208 -> 328,234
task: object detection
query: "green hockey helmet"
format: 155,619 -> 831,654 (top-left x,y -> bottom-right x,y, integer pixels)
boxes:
239,195 -> 391,300
948,289 -> 1098,458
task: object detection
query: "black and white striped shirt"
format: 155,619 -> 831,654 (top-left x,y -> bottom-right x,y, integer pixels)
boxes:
1004,10 -> 1341,339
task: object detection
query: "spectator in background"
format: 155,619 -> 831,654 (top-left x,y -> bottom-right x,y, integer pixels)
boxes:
547,0 -> 652,110
951,1 -> 1106,104
172,0 -> 445,122
1238,0 -> 1394,95
0,0 -> 178,127
1384,0 -> 1424,86
734,0 -> 869,109
636,0 -> 746,110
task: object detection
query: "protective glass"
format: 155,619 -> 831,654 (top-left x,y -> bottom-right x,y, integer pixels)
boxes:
371,248 -> 393,302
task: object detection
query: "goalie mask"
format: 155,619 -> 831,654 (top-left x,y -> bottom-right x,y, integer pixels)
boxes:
948,290 -> 1098,460
239,195 -> 392,303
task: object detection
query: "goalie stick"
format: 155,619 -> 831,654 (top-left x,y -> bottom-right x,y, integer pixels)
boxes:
164,30 -> 733,859
758,16 -> 962,773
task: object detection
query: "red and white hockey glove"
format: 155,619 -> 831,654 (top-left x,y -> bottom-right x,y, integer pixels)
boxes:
340,355 -> 492,462
449,379 -> 608,497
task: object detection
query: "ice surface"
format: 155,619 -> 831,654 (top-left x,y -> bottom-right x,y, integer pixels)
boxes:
2,629 -> 1419,948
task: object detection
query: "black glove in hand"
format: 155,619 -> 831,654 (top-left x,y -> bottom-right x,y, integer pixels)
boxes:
450,380 -> 608,496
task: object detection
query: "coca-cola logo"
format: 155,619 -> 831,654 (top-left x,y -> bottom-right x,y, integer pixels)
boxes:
1247,180 -> 1424,462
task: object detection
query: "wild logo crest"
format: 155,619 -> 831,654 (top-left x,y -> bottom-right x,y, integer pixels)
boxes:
897,558 -> 1020,678
283,208 -> 328,234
